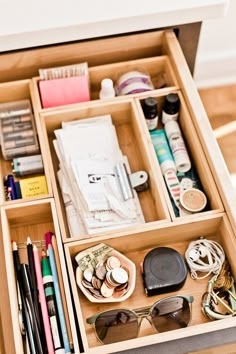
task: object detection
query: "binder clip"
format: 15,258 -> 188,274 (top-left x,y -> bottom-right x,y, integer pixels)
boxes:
115,162 -> 149,201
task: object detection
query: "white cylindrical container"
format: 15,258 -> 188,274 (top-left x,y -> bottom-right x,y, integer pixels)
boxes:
99,78 -> 116,99
165,120 -> 191,173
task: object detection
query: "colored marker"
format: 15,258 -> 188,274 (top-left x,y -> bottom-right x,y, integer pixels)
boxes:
41,249 -> 65,353
48,244 -> 71,353
33,245 -> 54,354
51,235 -> 73,350
20,263 -> 43,354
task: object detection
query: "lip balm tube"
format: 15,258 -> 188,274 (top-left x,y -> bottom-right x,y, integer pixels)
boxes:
1,115 -> 32,126
2,121 -> 32,133
4,130 -> 34,140
3,137 -> 36,149
150,130 -> 176,175
0,108 -> 31,119
164,120 -> 191,173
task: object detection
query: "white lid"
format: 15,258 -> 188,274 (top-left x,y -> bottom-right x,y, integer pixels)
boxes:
165,120 -> 181,139
99,78 -> 115,98
101,78 -> 113,90
160,159 -> 176,175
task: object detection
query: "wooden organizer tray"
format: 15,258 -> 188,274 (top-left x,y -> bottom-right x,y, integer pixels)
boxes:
65,213 -> 236,354
31,55 -> 179,111
0,198 -> 74,354
38,99 -> 171,242
0,79 -> 52,205
134,89 -> 224,220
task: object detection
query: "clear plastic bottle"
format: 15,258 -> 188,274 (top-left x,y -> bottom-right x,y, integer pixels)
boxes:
99,78 -> 116,99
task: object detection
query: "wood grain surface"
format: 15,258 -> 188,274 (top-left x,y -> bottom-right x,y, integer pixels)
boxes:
199,84 -> 236,188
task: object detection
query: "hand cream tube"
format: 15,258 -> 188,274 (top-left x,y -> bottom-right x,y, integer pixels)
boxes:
150,130 -> 176,175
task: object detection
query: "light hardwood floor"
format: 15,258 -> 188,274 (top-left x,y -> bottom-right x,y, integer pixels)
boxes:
199,84 -> 236,187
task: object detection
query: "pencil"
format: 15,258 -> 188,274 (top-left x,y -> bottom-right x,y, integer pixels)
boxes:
51,235 -> 73,349
33,245 -> 54,354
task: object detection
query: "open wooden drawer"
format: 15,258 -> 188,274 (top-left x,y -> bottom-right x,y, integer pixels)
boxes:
0,28 -> 236,354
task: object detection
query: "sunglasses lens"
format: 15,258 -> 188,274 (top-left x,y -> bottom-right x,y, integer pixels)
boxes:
95,309 -> 139,344
151,297 -> 191,332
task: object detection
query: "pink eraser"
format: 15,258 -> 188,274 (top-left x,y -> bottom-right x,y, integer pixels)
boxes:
39,76 -> 90,108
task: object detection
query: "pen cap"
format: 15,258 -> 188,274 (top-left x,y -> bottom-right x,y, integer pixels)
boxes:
45,231 -> 53,249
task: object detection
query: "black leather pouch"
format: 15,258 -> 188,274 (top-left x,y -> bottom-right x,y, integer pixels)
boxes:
143,247 -> 187,296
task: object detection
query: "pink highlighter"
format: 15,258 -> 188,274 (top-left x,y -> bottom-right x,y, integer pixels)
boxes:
39,76 -> 90,108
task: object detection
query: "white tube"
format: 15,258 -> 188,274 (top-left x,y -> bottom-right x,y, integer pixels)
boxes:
164,121 -> 191,173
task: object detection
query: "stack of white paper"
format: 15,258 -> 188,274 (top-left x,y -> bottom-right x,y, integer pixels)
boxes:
54,115 -> 145,237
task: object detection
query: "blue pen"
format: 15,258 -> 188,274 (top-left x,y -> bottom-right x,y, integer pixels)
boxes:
6,174 -> 17,200
48,244 -> 71,354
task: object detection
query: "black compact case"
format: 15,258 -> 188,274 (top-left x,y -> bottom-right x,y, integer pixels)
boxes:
142,247 -> 187,296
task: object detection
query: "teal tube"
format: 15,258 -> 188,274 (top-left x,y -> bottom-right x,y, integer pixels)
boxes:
150,130 -> 176,174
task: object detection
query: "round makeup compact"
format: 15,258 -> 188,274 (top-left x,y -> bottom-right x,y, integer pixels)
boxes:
143,247 -> 187,296
180,188 -> 207,213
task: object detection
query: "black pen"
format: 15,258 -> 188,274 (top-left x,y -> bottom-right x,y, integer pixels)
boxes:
27,236 -> 47,350
20,263 -> 44,354
12,241 -> 37,354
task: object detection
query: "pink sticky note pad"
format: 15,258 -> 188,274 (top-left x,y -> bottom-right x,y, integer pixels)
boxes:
39,76 -> 90,108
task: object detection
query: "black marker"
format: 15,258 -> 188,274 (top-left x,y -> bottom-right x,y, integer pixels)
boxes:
20,263 -> 44,354
12,242 -> 36,354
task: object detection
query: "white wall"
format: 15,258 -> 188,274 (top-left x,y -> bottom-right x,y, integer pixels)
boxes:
194,0 -> 236,88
